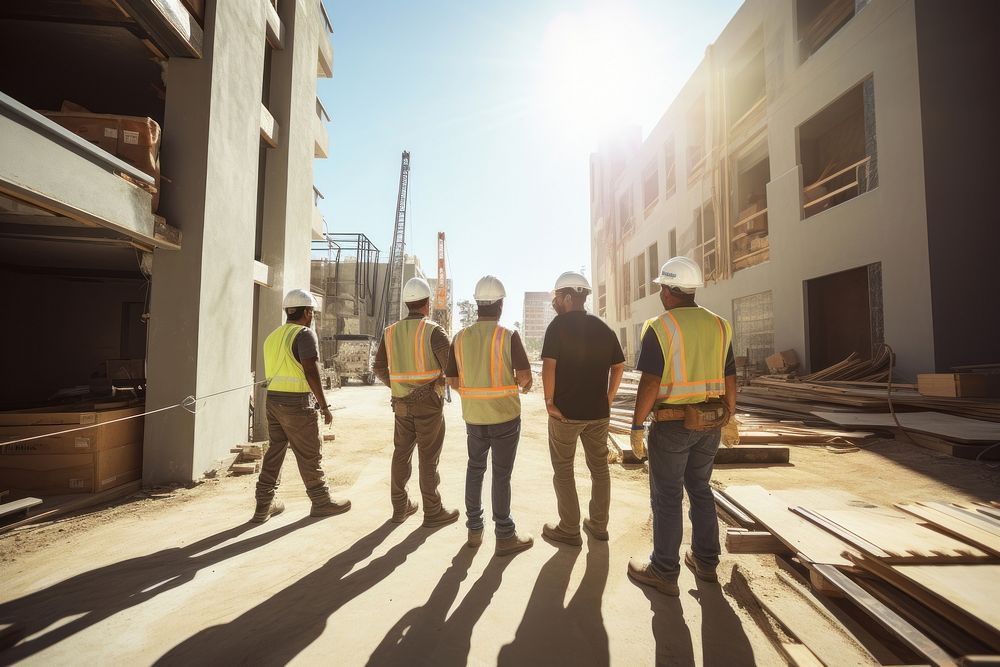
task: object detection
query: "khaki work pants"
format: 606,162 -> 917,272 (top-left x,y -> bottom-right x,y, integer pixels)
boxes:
548,416 -> 611,534
256,397 -> 330,504
391,392 -> 445,516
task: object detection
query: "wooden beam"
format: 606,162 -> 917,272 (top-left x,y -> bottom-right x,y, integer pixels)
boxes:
725,528 -> 789,554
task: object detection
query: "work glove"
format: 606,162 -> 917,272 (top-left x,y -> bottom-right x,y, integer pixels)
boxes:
630,425 -> 647,460
721,414 -> 740,447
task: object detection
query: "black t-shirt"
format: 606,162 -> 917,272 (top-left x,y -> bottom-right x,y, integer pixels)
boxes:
541,311 -> 625,420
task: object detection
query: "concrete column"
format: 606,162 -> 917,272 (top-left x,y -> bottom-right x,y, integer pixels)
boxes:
144,0 -> 267,482
252,0 -> 324,437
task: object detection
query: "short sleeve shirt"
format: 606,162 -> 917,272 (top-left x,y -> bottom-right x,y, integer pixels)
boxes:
541,311 -> 625,420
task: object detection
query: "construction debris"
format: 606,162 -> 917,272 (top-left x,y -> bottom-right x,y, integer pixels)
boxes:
716,484 -> 1000,664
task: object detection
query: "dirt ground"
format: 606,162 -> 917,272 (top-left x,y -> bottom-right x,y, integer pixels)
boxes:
1,384 -> 996,665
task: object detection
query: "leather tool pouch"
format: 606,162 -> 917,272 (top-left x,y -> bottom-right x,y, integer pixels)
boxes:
683,400 -> 730,431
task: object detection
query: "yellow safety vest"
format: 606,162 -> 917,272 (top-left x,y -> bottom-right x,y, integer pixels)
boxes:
386,318 -> 442,398
264,323 -> 311,393
454,322 -> 520,425
644,306 -> 733,405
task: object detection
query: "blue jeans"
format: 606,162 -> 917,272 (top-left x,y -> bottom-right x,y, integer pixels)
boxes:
646,420 -> 721,580
465,417 -> 520,538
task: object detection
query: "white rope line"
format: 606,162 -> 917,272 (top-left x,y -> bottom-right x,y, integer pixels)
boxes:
0,380 -> 269,449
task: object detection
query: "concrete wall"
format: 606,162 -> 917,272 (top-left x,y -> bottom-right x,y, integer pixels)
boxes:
591,0 -> 938,379
914,0 -> 1000,370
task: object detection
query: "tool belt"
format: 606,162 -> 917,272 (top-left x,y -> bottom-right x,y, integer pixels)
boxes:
652,400 -> 730,432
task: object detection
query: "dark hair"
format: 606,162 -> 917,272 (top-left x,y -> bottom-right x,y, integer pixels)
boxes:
406,297 -> 429,311
286,306 -> 309,321
557,289 -> 588,308
476,301 -> 502,318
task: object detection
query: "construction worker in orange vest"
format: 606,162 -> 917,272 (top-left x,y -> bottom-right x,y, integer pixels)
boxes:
254,289 -> 351,523
372,277 -> 459,528
626,257 -> 737,596
445,276 -> 534,557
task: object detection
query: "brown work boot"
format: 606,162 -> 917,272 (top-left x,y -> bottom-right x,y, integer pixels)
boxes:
250,498 -> 284,524
627,558 -> 679,596
422,507 -> 460,528
391,500 -> 419,524
685,550 -> 719,583
542,523 -> 583,547
583,518 -> 609,541
467,528 -> 484,548
496,532 -> 534,557
310,497 -> 352,518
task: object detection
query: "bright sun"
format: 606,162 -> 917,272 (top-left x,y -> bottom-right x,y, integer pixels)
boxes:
538,6 -> 654,148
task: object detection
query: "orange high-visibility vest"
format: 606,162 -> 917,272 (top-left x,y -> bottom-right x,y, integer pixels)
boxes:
644,306 -> 732,405
385,318 -> 441,398
453,322 -> 520,425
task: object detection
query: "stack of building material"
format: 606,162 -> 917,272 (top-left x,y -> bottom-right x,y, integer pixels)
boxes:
718,484 -> 1000,665
0,403 -> 143,496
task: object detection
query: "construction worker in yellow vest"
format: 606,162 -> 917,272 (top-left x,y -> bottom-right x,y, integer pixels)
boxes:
254,289 -> 351,523
445,276 -> 534,557
626,257 -> 737,596
372,277 -> 459,528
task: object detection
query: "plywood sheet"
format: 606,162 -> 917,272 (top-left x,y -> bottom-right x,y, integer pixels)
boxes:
812,411 -> 1000,444
810,507 -> 990,562
722,485 -> 857,566
896,502 -> 1000,557
894,564 -> 1000,648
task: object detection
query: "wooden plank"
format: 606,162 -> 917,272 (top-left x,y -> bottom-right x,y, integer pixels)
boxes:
723,485 -> 858,566
849,556 -> 1000,651
725,528 -> 790,554
0,497 -> 42,520
714,445 -> 789,464
812,563 -> 957,667
797,506 -> 992,563
920,503 -> 1000,537
896,503 -> 1000,557
713,488 -> 758,528
812,411 -> 1000,444
0,480 -> 141,535
780,642 -> 824,667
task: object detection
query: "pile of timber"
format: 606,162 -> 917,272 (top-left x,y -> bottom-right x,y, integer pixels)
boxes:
737,356 -> 1000,460
718,484 -> 1000,665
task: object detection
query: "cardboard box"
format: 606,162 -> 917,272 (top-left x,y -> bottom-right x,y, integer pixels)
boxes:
917,373 -> 994,398
0,442 -> 141,495
40,109 -> 161,211
0,405 -> 143,455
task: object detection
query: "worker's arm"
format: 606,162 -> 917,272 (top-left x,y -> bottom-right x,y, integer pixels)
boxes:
607,362 -> 624,408
444,339 -> 460,390
302,356 -> 333,425
723,374 -> 737,415
372,339 -> 390,387
516,369 -> 532,393
510,332 -> 532,393
632,372 -> 659,427
541,357 -> 565,420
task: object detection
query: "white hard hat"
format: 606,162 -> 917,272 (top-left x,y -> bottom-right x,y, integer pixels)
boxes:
402,277 -> 432,303
283,288 -> 316,309
473,275 -> 506,304
553,271 -> 591,294
654,256 -> 704,292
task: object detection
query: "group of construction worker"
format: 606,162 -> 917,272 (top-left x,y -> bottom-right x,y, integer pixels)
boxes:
254,255 -> 736,596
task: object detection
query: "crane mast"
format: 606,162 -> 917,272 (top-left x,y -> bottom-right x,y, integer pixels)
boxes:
376,151 -> 410,338
432,231 -> 451,333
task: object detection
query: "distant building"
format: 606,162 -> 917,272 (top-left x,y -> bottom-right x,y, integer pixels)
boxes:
522,291 -> 556,344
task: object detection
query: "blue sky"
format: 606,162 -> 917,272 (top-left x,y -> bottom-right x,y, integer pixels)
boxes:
315,0 -> 743,328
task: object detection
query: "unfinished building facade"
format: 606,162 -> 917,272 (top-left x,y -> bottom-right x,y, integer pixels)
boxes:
0,0 -> 334,485
590,0 -> 999,379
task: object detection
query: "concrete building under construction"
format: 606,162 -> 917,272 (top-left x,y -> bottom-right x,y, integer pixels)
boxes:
0,0 -> 334,485
590,0 -> 998,378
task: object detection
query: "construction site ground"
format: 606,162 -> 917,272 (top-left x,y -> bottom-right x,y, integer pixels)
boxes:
2,385 -> 997,666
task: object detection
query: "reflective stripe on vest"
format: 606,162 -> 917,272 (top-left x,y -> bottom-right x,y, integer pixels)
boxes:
386,318 -> 441,398
454,322 -> 520,425
264,323 -> 311,393
645,306 -> 732,405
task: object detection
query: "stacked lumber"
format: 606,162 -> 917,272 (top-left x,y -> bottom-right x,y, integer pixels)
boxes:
800,350 -> 893,383
718,484 -> 1000,665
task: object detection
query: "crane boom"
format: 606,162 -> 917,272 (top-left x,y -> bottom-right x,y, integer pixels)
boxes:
377,151 -> 410,337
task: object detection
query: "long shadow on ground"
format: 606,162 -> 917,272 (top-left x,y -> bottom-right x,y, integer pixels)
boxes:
0,517 -> 315,664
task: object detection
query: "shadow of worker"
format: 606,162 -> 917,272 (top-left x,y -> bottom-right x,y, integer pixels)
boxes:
0,517 -> 312,663
155,521 -> 427,666
497,536 -> 610,667
692,567 -> 755,667
643,588 -> 695,667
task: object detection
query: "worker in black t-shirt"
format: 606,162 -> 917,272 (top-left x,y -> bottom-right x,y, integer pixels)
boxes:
540,271 -> 625,547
